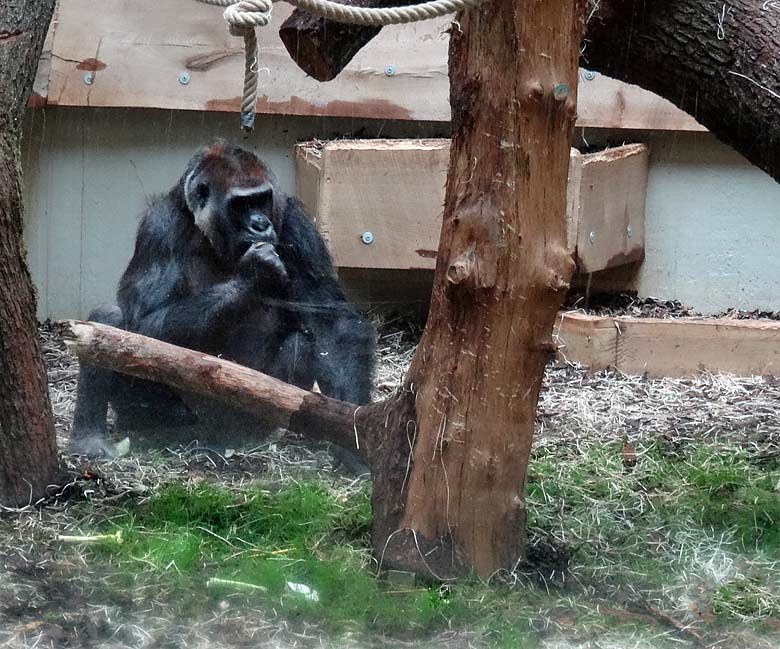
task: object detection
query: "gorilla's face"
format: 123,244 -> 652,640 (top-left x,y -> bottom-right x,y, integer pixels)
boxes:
183,143 -> 282,263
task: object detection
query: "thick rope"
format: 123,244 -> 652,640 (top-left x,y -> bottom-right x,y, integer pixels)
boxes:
195,0 -> 488,130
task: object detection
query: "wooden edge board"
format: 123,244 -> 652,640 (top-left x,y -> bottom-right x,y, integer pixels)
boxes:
555,312 -> 780,378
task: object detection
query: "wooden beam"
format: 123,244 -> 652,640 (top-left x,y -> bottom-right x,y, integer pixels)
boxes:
556,312 -> 780,377
30,0 -> 704,131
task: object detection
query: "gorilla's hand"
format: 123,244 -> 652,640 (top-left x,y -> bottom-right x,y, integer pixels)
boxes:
240,241 -> 289,288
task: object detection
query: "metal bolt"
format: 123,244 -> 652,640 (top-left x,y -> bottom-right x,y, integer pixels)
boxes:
589,231 -> 597,244
83,72 -> 94,85
178,72 -> 191,85
361,231 -> 374,245
583,70 -> 597,81
384,64 -> 396,77
552,83 -> 569,101
627,225 -> 633,239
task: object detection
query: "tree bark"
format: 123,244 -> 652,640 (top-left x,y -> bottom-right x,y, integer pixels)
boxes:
62,321 -> 361,453
281,0 -> 780,182
0,0 -> 59,506
584,0 -> 780,182
369,0 -> 586,577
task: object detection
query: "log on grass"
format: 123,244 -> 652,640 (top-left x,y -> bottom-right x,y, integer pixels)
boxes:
61,320 -> 362,454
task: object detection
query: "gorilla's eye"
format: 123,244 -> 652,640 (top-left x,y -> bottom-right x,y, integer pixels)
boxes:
195,182 -> 210,207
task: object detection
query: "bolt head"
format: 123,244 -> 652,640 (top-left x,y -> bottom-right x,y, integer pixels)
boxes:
584,70 -> 597,81
589,231 -> 597,244
361,231 -> 374,245
83,73 -> 94,85
384,65 -> 396,77
552,83 -> 569,101
179,72 -> 191,85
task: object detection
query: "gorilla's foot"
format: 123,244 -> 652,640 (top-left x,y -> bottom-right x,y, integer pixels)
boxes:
68,434 -> 117,459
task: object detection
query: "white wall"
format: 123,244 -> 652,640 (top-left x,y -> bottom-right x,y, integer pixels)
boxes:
638,132 -> 780,312
21,107 -> 780,319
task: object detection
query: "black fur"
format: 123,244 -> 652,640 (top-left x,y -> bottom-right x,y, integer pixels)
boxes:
70,143 -> 375,458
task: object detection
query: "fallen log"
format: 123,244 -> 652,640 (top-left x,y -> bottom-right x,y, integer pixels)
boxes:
61,320 -> 362,455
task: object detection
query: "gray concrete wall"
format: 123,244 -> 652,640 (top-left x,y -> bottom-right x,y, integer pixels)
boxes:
21,107 -> 780,319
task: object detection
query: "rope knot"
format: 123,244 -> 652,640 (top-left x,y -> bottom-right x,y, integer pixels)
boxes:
223,0 -> 273,37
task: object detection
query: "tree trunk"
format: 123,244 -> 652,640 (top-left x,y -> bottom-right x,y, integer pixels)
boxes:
368,0 -> 587,578
585,0 -> 780,183
281,0 -> 780,182
0,0 -> 59,507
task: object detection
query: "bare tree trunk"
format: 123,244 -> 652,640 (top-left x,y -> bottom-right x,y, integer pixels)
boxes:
368,0 -> 587,577
0,0 -> 59,507
585,0 -> 780,182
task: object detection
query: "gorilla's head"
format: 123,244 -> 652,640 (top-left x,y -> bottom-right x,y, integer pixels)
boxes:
181,142 -> 284,262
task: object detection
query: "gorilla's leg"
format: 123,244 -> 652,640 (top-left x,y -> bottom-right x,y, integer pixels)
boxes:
314,314 -> 376,405
69,306 -> 124,457
268,330 -> 316,390
111,377 -> 198,432
70,306 -> 197,457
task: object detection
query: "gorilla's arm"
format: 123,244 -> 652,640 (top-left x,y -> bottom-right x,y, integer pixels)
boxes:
278,198 -> 376,405
117,196 -> 254,350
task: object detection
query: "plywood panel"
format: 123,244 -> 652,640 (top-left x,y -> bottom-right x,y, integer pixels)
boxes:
574,144 -> 649,273
38,0 -> 705,131
555,312 -> 780,377
296,139 -> 450,270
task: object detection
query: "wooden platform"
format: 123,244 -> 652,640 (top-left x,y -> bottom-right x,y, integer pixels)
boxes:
555,312 -> 780,378
32,0 -> 705,131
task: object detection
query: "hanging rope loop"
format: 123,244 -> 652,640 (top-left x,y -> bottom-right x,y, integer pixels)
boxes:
223,0 -> 274,36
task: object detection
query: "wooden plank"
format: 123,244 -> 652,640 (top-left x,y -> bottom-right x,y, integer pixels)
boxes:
296,139 -> 450,270
46,0 -> 449,121
574,143 -> 649,273
554,312 -> 617,369
29,3 -> 58,107
576,71 -> 704,132
555,312 -> 780,377
37,0 -> 705,131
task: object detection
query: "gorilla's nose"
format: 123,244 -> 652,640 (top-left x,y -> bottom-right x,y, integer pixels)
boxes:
248,213 -> 275,241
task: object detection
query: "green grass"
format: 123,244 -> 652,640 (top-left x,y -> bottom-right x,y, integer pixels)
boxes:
80,441 -> 780,645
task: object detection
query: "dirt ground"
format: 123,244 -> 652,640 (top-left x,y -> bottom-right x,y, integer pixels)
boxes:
1,316 -> 779,648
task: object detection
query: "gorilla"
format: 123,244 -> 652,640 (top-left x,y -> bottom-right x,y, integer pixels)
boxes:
70,142 -> 376,458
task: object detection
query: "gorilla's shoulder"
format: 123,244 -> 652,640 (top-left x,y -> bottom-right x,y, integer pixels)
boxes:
137,192 -> 190,247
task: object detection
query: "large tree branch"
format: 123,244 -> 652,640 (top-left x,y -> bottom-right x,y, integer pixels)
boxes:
280,0 -> 780,182
62,321 -> 364,455
584,0 -> 780,182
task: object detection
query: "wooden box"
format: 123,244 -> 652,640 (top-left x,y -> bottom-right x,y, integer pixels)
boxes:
295,139 -> 649,273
